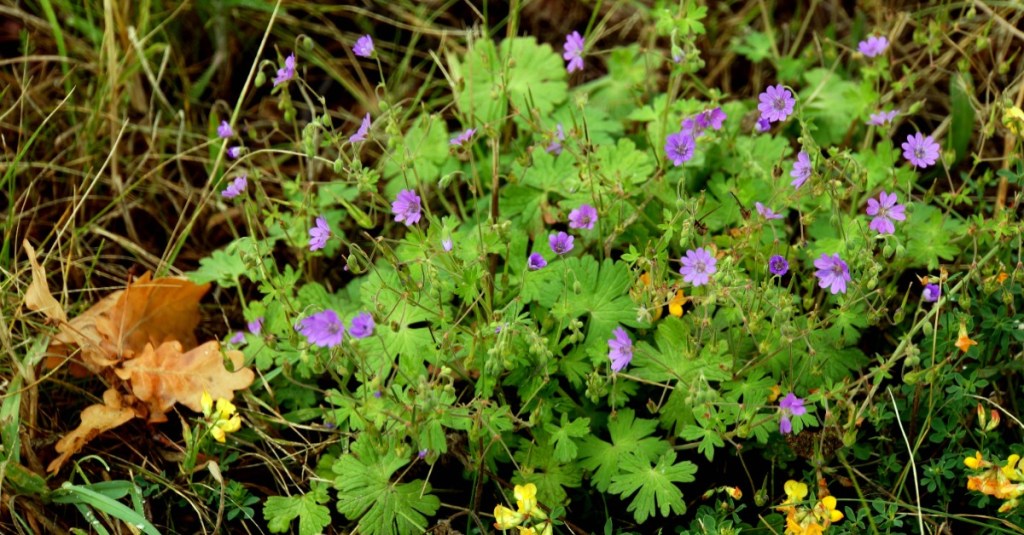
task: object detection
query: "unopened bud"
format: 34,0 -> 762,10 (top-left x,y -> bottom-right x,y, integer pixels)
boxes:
986,409 -> 1001,432
976,403 -> 987,430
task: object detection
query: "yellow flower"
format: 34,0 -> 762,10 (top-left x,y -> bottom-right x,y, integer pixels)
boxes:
201,390 -> 214,418
783,480 -> 808,504
493,504 -> 522,530
207,396 -> 242,443
816,495 -> 844,523
965,451 -> 985,469
517,527 -> 536,535
1003,454 -> 1022,481
955,324 -> 977,353
514,483 -> 537,516
669,289 -> 690,317
1004,106 -> 1024,135
768,384 -> 782,403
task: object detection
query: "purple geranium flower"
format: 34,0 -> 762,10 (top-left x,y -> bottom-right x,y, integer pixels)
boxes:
353,34 -> 374,58
665,131 -> 696,166
229,331 -> 245,345
528,252 -> 547,270
756,117 -> 771,133
866,190 -> 906,234
563,31 -> 585,73
758,84 -> 795,123
309,215 -> 330,251
295,309 -> 345,348
350,113 -> 371,143
546,124 -> 565,155
442,238 -> 453,252
348,312 -> 375,339
568,204 -> 598,230
868,110 -> 899,126
450,128 -> 475,146
901,132 -> 940,168
679,247 -> 717,287
391,189 -> 422,226
813,253 -> 851,294
549,232 -> 574,255
217,120 -> 233,139
755,202 -> 783,220
607,326 -> 633,372
790,151 -> 812,189
858,35 -> 889,58
769,255 -> 789,276
698,107 -> 727,131
227,146 -> 242,159
923,283 -> 941,303
247,317 -> 264,335
221,175 -> 247,199
778,392 -> 807,434
273,53 -> 296,86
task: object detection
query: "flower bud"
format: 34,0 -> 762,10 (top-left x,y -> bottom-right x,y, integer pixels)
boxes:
976,403 -> 987,431
254,71 -> 266,87
986,409 -> 1001,432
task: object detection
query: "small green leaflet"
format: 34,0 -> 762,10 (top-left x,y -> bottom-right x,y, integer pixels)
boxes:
607,450 -> 697,524
263,487 -> 331,535
578,409 -> 669,492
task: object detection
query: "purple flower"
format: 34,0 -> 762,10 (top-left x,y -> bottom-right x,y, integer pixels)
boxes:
758,84 -> 796,123
568,204 -> 598,230
769,255 -> 789,276
665,131 -> 696,166
309,215 -> 330,251
858,35 -> 889,58
391,189 -> 422,226
679,247 -> 717,287
353,34 -> 374,58
450,128 -> 475,146
221,175 -> 247,199
273,53 -> 296,87
778,392 -> 807,434
227,146 -> 242,159
866,190 -> 906,234
868,110 -> 899,126
755,117 -> 771,132
813,253 -> 851,295
607,326 -> 633,372
901,133 -> 940,168
295,309 -> 345,348
229,331 -> 245,345
700,107 -> 727,131
790,151 -> 812,189
247,317 -> 264,335
349,312 -> 375,339
755,202 -> 783,220
528,252 -> 547,270
442,238 -> 453,252
373,391 -> 382,399
217,120 -> 233,139
417,449 -> 428,460
923,283 -> 941,303
549,232 -> 574,255
350,113 -> 371,143
563,31 -> 585,73
546,124 -> 565,155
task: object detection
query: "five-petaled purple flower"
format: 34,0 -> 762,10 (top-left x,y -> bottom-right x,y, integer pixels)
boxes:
790,151 -> 812,189
607,326 -> 633,372
778,392 -> 807,434
665,131 -> 696,166
858,36 -> 889,58
568,204 -> 598,230
295,309 -> 345,348
698,107 -> 727,131
679,247 -> 717,287
758,84 -> 796,123
273,53 -> 296,86
563,31 -> 585,73
813,253 -> 851,294
866,190 -> 906,235
868,110 -> 899,126
769,255 -> 789,276
227,146 -> 242,159
391,189 -> 422,226
901,133 -> 940,169
217,120 -> 233,139
755,202 -> 783,220
450,128 -> 475,146
348,312 -> 375,339
350,113 -> 371,143
549,232 -> 574,255
353,35 -> 374,58
248,317 -> 264,335
528,252 -> 547,270
923,283 -> 941,303
309,215 -> 331,251
547,124 -> 565,155
221,176 -> 247,199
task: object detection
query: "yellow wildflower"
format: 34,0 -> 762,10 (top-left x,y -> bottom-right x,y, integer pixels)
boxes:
1003,454 -> 1022,481
783,480 -> 808,505
493,504 -> 522,530
206,396 -> 242,443
768,384 -> 782,403
514,483 -> 537,517
1004,105 -> 1024,136
965,451 -> 985,469
669,289 -> 690,317
201,390 -> 214,418
816,495 -> 844,523
955,324 -> 977,353
517,527 -> 536,535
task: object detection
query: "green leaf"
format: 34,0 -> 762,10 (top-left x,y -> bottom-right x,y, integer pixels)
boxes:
544,414 -> 591,463
264,490 -> 331,535
578,409 -> 669,492
333,440 -> 440,535
949,72 -> 975,162
904,205 -> 964,269
382,113 -> 450,192
513,439 -> 584,506
800,68 -> 875,146
594,138 -> 655,185
607,450 -> 697,524
730,31 -> 773,62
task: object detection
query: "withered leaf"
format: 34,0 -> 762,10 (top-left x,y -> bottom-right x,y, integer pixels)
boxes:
23,240 -> 66,323
47,389 -> 137,474
114,341 -> 254,423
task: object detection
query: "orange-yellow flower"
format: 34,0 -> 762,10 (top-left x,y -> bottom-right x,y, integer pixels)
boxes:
514,483 -> 538,517
493,505 -> 522,530
669,289 -> 690,317
816,495 -> 844,523
955,324 -> 977,353
965,451 -> 985,469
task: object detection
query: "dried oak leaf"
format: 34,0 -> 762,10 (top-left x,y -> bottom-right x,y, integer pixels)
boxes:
114,341 -> 254,423
23,240 -> 66,324
47,388 -> 138,473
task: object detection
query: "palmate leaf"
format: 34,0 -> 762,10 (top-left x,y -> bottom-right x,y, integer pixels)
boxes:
333,440 -> 440,535
544,414 -> 591,463
607,450 -> 697,524
263,486 -> 331,535
382,113 -> 450,193
905,204 -> 964,269
578,409 -> 668,492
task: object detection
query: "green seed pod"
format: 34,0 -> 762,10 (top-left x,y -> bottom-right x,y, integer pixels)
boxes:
922,321 -> 933,336
333,158 -> 344,174
882,244 -> 894,258
254,71 -> 266,87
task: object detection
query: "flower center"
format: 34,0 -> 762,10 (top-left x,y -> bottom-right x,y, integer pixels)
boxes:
914,147 -> 925,159
695,261 -> 706,273
831,265 -> 844,276
772,97 -> 786,111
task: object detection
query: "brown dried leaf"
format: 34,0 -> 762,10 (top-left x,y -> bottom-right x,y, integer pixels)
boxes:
22,240 -> 66,323
47,389 -> 137,473
114,341 -> 254,423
